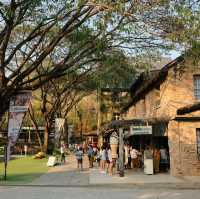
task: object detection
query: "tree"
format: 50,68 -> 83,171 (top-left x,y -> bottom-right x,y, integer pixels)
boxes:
28,72 -> 93,152
27,49 -> 141,152
168,1 -> 200,114
169,1 -> 200,48
0,0 -> 175,122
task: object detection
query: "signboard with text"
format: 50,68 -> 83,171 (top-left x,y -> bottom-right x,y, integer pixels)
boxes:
129,125 -> 152,136
7,91 -> 32,161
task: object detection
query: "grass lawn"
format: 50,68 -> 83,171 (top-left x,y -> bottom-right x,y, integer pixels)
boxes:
0,156 -> 49,184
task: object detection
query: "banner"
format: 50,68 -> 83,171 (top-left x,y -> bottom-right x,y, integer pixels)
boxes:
55,118 -> 65,148
7,91 -> 32,161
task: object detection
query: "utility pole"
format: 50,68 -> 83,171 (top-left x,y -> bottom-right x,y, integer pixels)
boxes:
119,127 -> 124,177
97,87 -> 103,146
77,110 -> 83,143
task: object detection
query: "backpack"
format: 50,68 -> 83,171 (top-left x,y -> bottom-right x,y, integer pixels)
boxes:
75,150 -> 83,160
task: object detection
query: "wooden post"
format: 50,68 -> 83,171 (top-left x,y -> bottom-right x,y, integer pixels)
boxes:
97,88 -> 103,146
118,127 -> 124,177
4,110 -> 9,181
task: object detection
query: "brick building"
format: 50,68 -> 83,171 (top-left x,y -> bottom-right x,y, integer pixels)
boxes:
123,55 -> 200,176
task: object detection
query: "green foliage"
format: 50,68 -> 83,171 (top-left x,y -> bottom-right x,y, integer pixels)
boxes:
0,0 -> 182,125
169,1 -> 200,47
100,103 -> 108,113
90,50 -> 137,89
52,148 -> 61,156
185,42 -> 200,66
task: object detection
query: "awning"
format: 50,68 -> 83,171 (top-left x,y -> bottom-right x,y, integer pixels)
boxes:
104,119 -> 168,137
104,119 -> 148,130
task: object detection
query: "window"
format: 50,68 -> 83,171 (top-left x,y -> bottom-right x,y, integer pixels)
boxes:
196,129 -> 200,160
194,75 -> 200,100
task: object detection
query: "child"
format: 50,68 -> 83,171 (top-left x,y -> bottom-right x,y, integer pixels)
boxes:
75,147 -> 84,170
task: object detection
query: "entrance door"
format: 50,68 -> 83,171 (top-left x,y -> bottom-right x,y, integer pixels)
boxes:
153,136 -> 170,172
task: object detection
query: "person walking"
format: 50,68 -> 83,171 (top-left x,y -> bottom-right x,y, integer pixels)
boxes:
75,147 -> 84,171
24,145 -> 28,157
87,144 -> 94,168
153,148 -> 161,173
100,145 -> 106,173
107,145 -> 113,176
60,144 -> 65,164
127,146 -> 132,169
96,147 -> 101,167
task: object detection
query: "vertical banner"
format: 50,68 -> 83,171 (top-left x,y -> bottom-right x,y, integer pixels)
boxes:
7,91 -> 32,161
68,124 -> 74,144
55,118 -> 65,148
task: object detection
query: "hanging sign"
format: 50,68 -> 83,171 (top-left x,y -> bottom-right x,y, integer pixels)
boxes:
129,125 -> 152,136
55,118 -> 65,148
7,91 -> 32,161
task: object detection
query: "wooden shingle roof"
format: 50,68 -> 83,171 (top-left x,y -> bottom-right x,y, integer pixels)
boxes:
123,56 -> 184,112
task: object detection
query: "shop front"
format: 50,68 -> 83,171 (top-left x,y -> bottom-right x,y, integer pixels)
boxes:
125,124 -> 169,173
104,119 -> 170,176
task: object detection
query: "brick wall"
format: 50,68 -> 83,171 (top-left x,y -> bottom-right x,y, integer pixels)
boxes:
125,64 -> 200,176
158,67 -> 200,118
126,66 -> 200,120
168,120 -> 200,176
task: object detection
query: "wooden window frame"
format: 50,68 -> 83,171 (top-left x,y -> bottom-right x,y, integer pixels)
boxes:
193,75 -> 200,101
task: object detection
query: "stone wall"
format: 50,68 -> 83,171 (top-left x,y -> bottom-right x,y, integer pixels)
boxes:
168,120 -> 200,176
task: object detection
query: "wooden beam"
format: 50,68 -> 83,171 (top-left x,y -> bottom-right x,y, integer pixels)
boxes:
174,117 -> 200,121
177,102 -> 200,115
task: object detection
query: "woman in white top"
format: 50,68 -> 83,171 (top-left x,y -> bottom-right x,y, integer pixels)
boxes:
100,145 -> 106,172
107,145 -> 113,176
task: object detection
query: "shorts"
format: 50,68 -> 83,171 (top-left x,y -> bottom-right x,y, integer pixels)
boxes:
78,159 -> 82,164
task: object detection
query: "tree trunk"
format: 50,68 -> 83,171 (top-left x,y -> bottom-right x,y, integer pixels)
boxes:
0,112 -> 4,126
0,69 -> 10,121
0,96 -> 10,128
65,119 -> 68,146
43,120 -> 50,154
33,123 -> 43,152
28,107 -> 43,152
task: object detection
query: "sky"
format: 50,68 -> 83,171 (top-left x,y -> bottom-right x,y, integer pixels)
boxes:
164,50 -> 182,59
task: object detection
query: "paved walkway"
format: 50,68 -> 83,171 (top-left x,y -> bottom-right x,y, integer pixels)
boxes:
29,155 -> 200,188
89,168 -> 184,185
89,166 -> 200,189
30,155 -> 89,186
